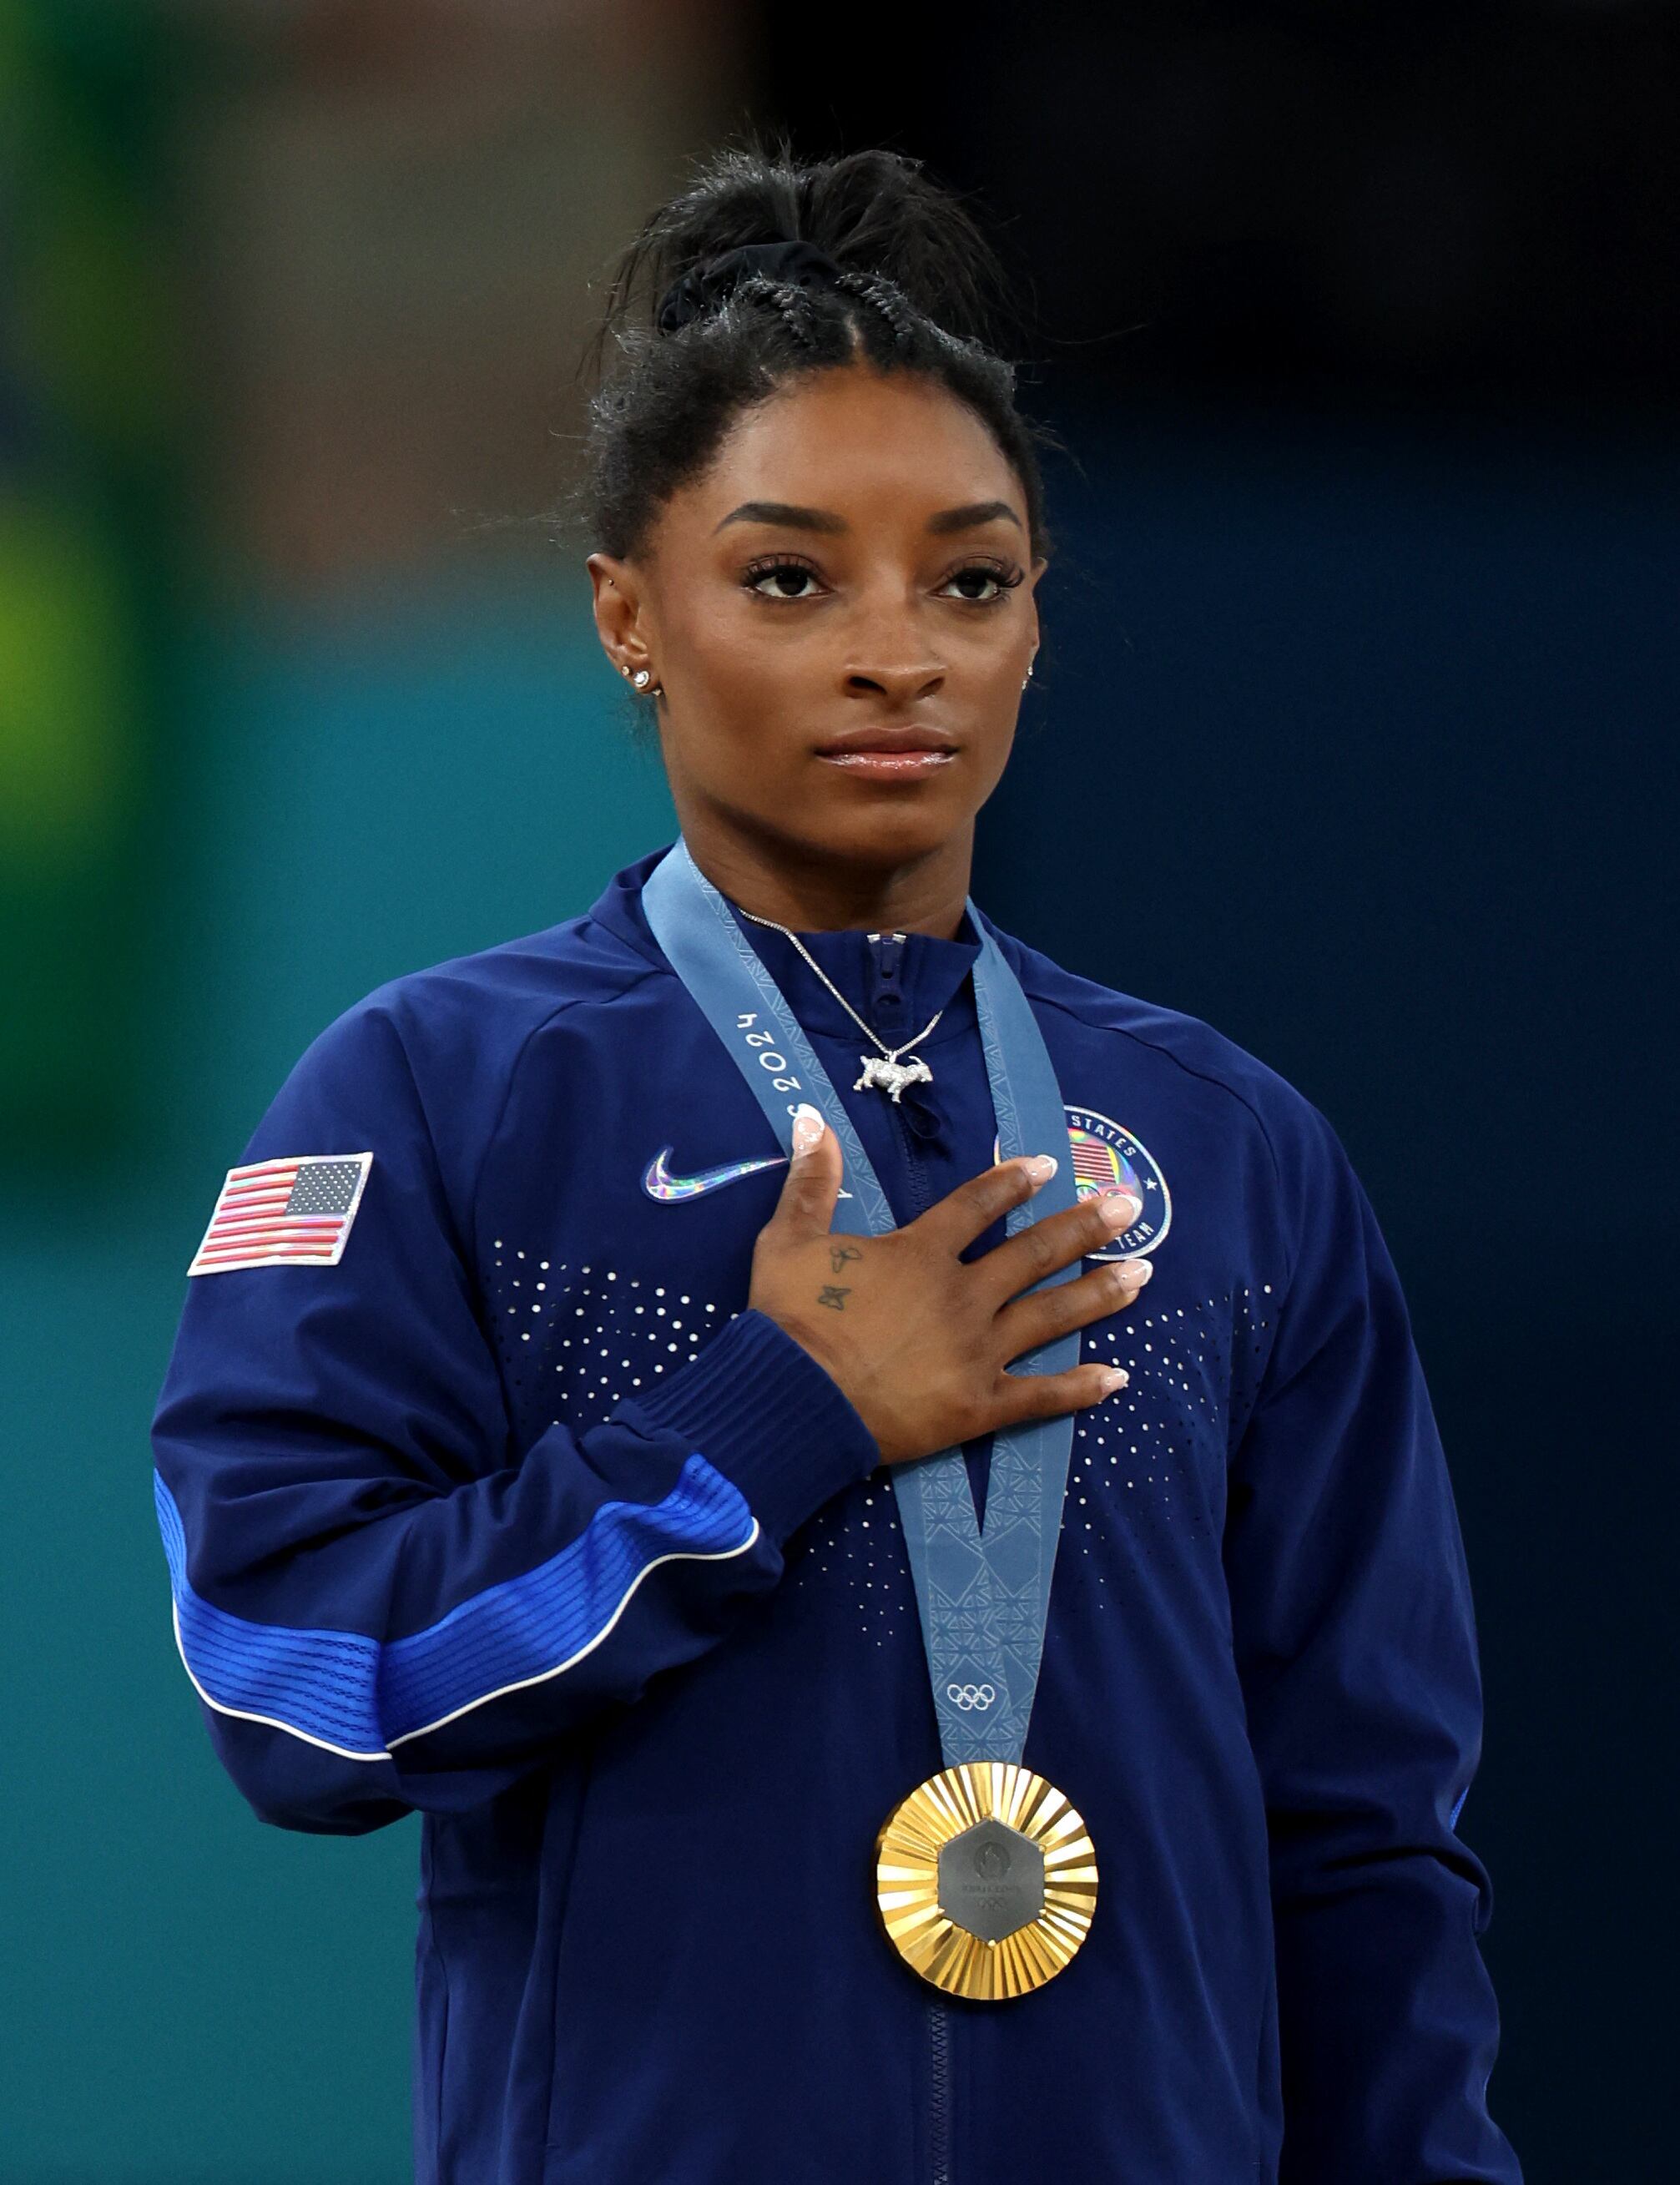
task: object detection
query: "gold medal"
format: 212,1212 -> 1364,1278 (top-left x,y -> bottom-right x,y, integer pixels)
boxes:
875,1760 -> 1098,2000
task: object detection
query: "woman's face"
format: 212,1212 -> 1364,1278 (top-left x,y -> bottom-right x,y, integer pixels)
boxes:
587,363 -> 1043,886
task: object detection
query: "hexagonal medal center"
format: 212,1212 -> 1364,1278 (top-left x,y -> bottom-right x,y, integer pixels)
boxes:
936,1819 -> 1045,1942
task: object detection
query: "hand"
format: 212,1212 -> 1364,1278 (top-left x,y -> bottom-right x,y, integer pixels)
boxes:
747,1103 -> 1153,1467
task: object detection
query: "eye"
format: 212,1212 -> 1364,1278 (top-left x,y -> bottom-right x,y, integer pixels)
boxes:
740,553 -> 1026,604
743,556 -> 825,601
940,558 -> 1025,604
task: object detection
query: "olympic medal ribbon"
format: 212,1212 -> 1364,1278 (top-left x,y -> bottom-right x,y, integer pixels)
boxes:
640,835 -> 1081,1772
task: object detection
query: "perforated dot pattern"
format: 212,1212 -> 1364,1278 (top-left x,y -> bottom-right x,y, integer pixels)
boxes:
483,1246 -> 1281,1636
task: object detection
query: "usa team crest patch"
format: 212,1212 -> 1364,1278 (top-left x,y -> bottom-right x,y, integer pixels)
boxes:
993,1106 -> 1170,1263
188,1153 -> 373,1276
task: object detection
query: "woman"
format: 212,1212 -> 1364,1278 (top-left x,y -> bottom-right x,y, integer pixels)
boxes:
151,143 -> 1521,2185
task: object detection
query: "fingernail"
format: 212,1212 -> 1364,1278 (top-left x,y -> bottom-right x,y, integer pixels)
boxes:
1025,1153 -> 1057,1181
1119,1255 -> 1154,1285
1100,1367 -> 1130,1393
1099,1192 -> 1140,1229
792,1103 -> 825,1154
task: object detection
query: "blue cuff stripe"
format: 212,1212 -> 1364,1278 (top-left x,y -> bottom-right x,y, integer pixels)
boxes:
156,1473 -> 384,1754
154,1456 -> 756,1759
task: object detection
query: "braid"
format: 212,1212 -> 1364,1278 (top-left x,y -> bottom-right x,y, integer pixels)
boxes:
830,270 -> 916,355
772,282 -> 822,351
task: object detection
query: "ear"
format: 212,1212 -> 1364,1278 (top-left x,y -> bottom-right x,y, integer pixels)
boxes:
586,552 -> 654,682
1025,554 -> 1048,653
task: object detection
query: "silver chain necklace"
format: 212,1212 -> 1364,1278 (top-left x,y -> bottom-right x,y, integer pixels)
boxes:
732,902 -> 944,1102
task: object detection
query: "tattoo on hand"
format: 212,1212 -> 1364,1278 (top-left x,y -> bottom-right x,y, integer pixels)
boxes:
817,1284 -> 850,1311
829,1244 -> 861,1272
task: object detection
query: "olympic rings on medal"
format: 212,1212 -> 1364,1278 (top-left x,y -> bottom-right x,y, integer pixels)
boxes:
945,1683 -> 996,1712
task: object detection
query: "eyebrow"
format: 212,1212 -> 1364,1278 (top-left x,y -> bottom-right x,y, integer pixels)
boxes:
714,498 -> 1022,536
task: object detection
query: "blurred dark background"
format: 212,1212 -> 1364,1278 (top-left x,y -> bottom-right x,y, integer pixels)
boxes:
3,3 -> 1673,2177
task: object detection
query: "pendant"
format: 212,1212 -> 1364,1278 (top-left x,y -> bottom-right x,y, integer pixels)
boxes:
875,1760 -> 1098,2000
855,1053 -> 935,1101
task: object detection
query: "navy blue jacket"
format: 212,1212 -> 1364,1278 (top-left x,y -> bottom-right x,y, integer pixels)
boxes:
150,842 -> 1521,2184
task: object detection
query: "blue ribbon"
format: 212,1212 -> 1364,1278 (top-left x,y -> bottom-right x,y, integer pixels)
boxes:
641,837 -> 1080,1769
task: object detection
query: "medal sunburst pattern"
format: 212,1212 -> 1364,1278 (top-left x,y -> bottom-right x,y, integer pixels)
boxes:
875,1761 -> 1098,2000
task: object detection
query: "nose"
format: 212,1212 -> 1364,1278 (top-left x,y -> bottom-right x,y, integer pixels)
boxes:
843,659 -> 946,706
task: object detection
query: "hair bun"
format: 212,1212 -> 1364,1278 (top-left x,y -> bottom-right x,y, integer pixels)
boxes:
655,239 -> 845,336
605,140 -> 1015,353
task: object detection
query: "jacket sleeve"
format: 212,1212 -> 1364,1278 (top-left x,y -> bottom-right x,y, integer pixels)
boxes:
150,997 -> 880,1837
1223,1096 -> 1522,2183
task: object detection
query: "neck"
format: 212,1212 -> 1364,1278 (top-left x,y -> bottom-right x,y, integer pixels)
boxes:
674,811 -> 973,940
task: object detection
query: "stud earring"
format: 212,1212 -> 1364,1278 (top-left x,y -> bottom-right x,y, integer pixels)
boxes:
1021,659 -> 1036,690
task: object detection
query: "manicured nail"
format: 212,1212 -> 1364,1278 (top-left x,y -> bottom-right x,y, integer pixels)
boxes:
792,1103 -> 825,1155
1025,1153 -> 1057,1181
1119,1256 -> 1153,1285
1100,1368 -> 1130,1392
1099,1192 -> 1140,1229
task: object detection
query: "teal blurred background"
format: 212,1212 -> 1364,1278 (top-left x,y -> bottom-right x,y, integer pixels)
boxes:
4,4 -> 1676,2179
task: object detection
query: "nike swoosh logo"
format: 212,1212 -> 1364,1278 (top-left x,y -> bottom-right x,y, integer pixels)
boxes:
642,1145 -> 788,1203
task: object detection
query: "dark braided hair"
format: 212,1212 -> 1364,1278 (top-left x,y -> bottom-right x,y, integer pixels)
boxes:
564,134 -> 1062,585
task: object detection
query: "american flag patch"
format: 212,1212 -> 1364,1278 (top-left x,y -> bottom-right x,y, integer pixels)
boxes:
188,1153 -> 373,1276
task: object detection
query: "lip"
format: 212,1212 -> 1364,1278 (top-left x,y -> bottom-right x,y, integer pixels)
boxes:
815,749 -> 956,780
813,726 -> 957,755
813,726 -> 958,780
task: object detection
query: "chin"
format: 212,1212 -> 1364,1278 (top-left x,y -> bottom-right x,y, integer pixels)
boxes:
802,802 -> 966,867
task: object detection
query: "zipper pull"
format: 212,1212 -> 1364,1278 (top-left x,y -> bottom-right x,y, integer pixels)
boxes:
867,930 -> 906,1020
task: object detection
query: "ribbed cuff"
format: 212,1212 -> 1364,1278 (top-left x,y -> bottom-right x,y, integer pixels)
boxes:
619,1308 -> 880,1547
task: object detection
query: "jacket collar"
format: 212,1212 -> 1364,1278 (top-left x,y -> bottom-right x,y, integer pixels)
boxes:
587,840 -> 986,1050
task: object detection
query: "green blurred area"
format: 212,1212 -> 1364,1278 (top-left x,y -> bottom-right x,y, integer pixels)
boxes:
0,2 -> 173,1172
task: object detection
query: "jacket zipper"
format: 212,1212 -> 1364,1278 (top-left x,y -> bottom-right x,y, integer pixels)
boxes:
872,935 -> 954,2182
928,1994 -> 952,2185
869,932 -> 936,1221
